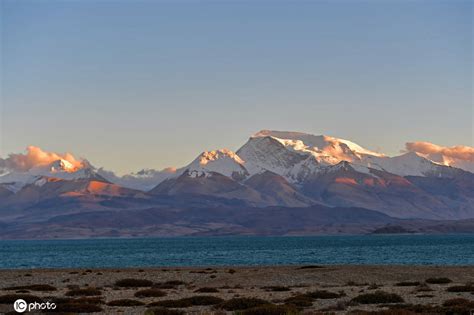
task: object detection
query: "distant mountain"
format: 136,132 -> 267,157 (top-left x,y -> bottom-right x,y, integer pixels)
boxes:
2,203 -> 473,239
97,167 -> 176,191
147,130 -> 473,219
405,141 -> 474,173
150,170 -> 268,206
0,158 -> 104,192
0,130 -> 473,238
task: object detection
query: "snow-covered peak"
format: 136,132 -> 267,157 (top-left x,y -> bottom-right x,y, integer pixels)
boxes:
0,159 -> 100,193
239,130 -> 468,180
405,143 -> 474,173
0,172 -> 40,192
237,130 -> 385,182
253,130 -> 384,163
28,159 -> 95,180
30,159 -> 78,175
362,152 -> 454,177
181,149 -> 249,179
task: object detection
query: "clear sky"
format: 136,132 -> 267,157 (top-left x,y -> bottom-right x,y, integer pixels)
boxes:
1,0 -> 472,174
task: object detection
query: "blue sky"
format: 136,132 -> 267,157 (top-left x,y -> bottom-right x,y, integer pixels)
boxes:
1,0 -> 472,173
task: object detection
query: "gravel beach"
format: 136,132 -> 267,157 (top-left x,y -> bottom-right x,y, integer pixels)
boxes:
0,265 -> 473,314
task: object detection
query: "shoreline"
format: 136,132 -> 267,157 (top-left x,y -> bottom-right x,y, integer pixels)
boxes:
1,265 -> 473,314
1,263 -> 474,271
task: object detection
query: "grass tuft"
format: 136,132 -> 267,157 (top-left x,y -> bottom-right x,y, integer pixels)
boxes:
220,297 -> 270,311
0,294 -> 42,304
284,295 -> 313,307
145,308 -> 185,315
425,277 -> 452,284
107,299 -> 145,306
446,284 -> 474,292
305,290 -> 342,299
135,288 -> 167,298
395,282 -> 420,287
150,296 -> 224,308
54,303 -> 103,313
153,280 -> 186,289
3,284 -> 56,291
65,288 -> 102,296
115,278 -> 153,287
263,286 -> 291,292
351,291 -> 404,304
298,265 -> 324,269
240,304 -> 299,315
194,287 -> 219,293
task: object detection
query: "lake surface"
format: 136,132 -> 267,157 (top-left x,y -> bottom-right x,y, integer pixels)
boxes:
0,235 -> 473,269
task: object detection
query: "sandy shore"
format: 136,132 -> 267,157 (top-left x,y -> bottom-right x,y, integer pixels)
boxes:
0,265 -> 473,314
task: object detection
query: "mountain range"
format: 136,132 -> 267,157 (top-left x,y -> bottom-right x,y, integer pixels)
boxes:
1,130 -> 473,238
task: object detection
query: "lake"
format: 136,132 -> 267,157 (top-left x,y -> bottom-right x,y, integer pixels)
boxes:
0,234 -> 473,269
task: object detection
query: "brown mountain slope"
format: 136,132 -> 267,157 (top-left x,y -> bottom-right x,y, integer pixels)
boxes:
244,171 -> 315,207
149,171 -> 269,206
301,162 -> 459,219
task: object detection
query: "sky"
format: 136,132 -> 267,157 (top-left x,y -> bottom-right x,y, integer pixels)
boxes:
1,0 -> 472,174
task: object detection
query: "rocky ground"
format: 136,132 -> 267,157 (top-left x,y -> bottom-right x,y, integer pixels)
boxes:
0,265 -> 473,314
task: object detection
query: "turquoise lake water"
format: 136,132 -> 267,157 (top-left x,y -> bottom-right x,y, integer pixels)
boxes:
0,235 -> 473,269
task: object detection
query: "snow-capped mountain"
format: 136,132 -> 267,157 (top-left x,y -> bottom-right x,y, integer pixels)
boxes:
177,149 -> 249,180
1,133 -> 473,239
362,152 -> 450,177
1,131 -> 472,221
404,141 -> 474,173
148,130 -> 472,220
235,130 -> 467,181
0,159 -> 102,192
1,132 -> 471,193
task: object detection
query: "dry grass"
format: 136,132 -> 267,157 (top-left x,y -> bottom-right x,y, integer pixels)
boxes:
305,290 -> 343,299
0,294 -> 43,304
446,284 -> 474,292
115,278 -> 153,287
284,295 -> 313,307
395,282 -> 420,287
153,280 -> 186,289
53,303 -> 103,313
263,286 -> 291,292
282,289 -> 342,308
134,288 -> 167,297
219,297 -> 270,311
107,299 -> 145,306
298,265 -> 324,269
239,304 -> 299,315
145,308 -> 186,315
374,299 -> 474,315
194,287 -> 219,293
351,291 -> 404,304
65,288 -> 102,296
43,297 -> 104,313
3,284 -> 57,291
150,296 -> 224,308
425,277 -> 452,284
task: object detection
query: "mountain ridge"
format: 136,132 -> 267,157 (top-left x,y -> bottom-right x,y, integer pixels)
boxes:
1,130 -> 473,234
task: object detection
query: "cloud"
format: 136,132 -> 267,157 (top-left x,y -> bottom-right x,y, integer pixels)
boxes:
0,146 -> 84,172
405,142 -> 474,162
